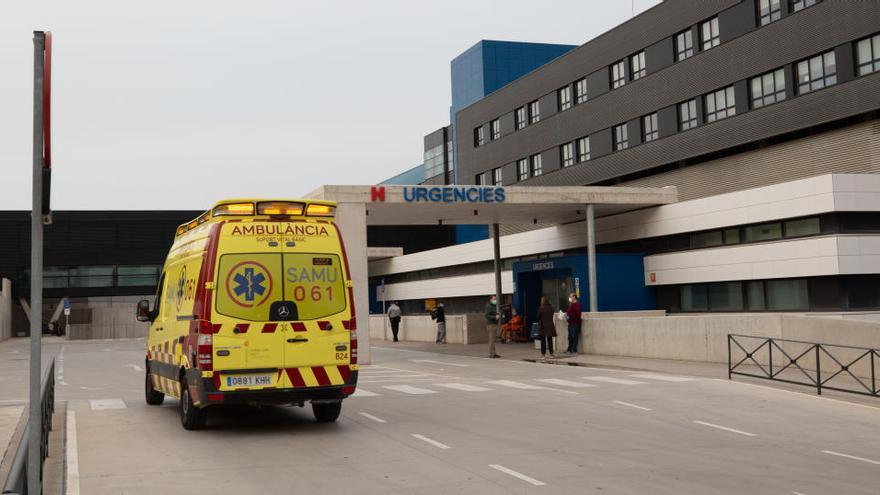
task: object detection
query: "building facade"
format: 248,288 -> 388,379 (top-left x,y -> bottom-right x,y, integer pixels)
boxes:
371,0 -> 880,317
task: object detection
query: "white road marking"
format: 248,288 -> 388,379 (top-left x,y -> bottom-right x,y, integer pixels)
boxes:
358,412 -> 387,423
629,373 -> 695,382
66,410 -> 80,495
536,378 -> 597,388
486,380 -> 577,395
437,383 -> 493,392
613,400 -> 652,411
583,376 -> 647,385
78,386 -> 99,391
59,381 -> 69,386
102,348 -> 112,352
412,434 -> 451,449
360,378 -> 441,384
409,359 -> 469,367
126,364 -> 144,372
489,464 -> 546,486
791,491 -> 808,495
693,421 -> 756,437
383,385 -> 438,395
0,400 -> 25,405
89,399 -> 127,411
821,450 -> 880,465
352,388 -> 380,397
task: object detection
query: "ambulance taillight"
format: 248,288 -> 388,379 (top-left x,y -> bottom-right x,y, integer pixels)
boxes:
197,320 -> 214,371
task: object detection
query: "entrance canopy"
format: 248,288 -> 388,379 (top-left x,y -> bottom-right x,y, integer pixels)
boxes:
306,185 -> 677,226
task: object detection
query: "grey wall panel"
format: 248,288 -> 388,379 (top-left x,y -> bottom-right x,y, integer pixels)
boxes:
586,68 -> 610,100
456,1 -> 880,183
424,128 -> 445,150
539,92 -> 558,119
542,148 -> 561,174
518,73 -> 880,188
500,112 -> 515,136
734,80 -> 749,115
646,36 -> 674,74
627,118 -> 642,147
658,105 -> 678,138
835,43 -> 856,83
719,0 -> 756,43
591,128 -> 613,158
501,162 -> 517,186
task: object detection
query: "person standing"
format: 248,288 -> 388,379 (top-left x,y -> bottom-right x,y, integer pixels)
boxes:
537,296 -> 557,361
485,295 -> 500,358
387,301 -> 402,342
565,293 -> 582,355
431,301 -> 446,343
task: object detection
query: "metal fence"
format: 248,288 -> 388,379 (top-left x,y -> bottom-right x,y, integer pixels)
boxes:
1,357 -> 55,495
728,334 -> 879,397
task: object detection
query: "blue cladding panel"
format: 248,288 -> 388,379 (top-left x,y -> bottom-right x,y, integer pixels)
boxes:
455,225 -> 489,244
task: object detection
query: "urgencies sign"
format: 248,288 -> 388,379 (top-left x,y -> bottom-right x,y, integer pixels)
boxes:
370,186 -> 506,203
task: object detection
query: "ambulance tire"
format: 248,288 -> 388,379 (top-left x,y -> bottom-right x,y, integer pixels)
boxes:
180,382 -> 207,430
312,401 -> 342,423
145,370 -> 164,406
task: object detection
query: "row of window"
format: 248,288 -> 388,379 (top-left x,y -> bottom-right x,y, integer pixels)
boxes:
661,274 -> 880,313
22,265 -> 163,289
483,35 -> 878,184
473,0 -> 825,149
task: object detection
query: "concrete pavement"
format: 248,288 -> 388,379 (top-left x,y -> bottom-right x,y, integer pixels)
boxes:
1,336 -> 879,493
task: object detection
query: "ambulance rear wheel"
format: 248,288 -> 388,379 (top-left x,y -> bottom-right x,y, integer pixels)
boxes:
145,371 -> 164,406
180,383 -> 207,430
312,401 -> 342,423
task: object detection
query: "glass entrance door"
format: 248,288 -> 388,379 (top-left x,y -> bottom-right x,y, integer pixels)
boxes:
541,276 -> 572,311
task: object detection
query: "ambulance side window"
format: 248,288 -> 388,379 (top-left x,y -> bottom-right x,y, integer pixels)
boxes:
153,273 -> 166,320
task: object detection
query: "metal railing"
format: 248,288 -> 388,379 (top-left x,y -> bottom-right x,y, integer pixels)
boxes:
2,357 -> 55,495
728,334 -> 879,397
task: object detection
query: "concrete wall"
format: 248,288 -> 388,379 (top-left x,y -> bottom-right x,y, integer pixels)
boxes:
561,312 -> 880,379
0,279 -> 11,342
369,314 -> 488,344
67,295 -> 151,340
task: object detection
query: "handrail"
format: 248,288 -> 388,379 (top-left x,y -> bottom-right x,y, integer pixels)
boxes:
1,357 -> 55,495
728,334 -> 878,397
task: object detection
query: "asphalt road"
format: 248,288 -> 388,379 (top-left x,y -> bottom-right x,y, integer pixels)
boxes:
1,337 -> 879,494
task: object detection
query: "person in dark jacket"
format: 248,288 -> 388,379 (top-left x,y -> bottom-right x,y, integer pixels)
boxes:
537,296 -> 556,361
431,301 -> 446,343
565,293 -> 583,355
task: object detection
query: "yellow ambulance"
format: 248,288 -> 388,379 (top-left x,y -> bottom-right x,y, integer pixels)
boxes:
136,199 -> 358,430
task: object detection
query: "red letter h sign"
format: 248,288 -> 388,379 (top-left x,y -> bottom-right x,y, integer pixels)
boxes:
371,186 -> 386,202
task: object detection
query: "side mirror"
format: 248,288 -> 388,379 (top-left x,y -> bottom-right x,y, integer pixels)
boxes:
136,300 -> 152,322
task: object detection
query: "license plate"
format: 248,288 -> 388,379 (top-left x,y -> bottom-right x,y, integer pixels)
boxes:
225,374 -> 273,388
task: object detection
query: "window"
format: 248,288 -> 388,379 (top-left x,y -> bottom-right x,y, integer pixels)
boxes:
766,279 -> 809,310
758,0 -> 781,25
530,154 -> 543,177
529,100 -> 540,124
701,17 -> 720,51
678,99 -> 697,130
70,266 -> 114,288
118,265 -> 161,287
856,34 -> 880,76
750,68 -> 786,108
489,119 -> 500,141
560,142 -> 574,167
474,126 -> 484,146
517,158 -> 529,181
784,217 -> 820,237
492,167 -> 503,186
575,78 -> 588,104
797,50 -> 836,94
675,29 -> 694,61
743,222 -> 782,242
557,86 -> 572,111
577,136 -> 590,162
611,59 -> 626,89
476,172 -> 487,185
613,123 -> 629,151
709,282 -> 744,311
747,281 -> 766,310
681,285 -> 708,311
690,231 -> 723,248
705,86 -> 736,123
630,51 -> 646,80
515,106 -> 527,129
724,228 -> 740,245
642,113 -> 659,142
791,0 -> 818,12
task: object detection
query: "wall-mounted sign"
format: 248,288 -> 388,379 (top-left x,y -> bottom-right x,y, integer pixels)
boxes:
532,261 -> 555,271
370,186 -> 506,204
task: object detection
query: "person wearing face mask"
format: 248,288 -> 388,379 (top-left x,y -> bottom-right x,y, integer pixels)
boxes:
485,295 -> 501,358
564,293 -> 582,355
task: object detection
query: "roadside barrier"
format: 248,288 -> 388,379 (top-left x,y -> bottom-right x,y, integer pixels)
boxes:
1,357 -> 55,494
728,334 -> 879,397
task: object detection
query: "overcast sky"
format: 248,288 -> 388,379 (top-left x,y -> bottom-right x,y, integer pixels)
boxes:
0,0 -> 661,210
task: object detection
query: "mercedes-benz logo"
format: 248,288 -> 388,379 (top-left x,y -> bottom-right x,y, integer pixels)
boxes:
277,306 -> 290,318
